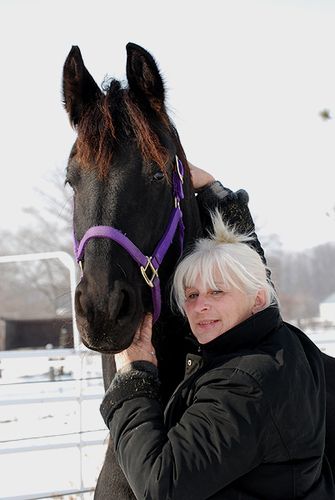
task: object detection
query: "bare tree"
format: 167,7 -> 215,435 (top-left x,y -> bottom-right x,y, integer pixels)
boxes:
0,166 -> 76,320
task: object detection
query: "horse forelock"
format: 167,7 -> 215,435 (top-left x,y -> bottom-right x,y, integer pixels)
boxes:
75,78 -> 173,178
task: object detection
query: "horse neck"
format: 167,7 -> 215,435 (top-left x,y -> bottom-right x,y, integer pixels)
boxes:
182,174 -> 203,247
153,173 -> 202,398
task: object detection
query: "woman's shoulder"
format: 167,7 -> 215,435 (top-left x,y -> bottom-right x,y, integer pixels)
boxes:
195,328 -> 299,389
193,351 -> 273,395
192,318 -> 324,396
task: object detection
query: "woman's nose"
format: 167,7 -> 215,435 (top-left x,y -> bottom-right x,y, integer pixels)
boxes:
195,295 -> 210,312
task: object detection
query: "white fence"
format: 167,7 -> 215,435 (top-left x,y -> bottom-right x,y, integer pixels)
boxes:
2,334 -> 334,500
0,347 -> 107,499
0,252 -> 107,499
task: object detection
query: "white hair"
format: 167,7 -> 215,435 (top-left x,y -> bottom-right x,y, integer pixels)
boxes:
171,209 -> 278,315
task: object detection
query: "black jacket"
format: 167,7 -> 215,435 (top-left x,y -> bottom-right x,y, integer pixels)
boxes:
101,306 -> 334,499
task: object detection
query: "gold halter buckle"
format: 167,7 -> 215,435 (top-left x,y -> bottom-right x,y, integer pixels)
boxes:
140,257 -> 159,288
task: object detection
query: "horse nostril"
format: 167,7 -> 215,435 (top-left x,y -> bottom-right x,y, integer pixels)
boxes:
108,282 -> 137,325
118,290 -> 130,319
75,288 -> 86,318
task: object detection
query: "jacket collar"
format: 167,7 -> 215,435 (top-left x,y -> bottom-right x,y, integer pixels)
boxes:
198,306 -> 283,359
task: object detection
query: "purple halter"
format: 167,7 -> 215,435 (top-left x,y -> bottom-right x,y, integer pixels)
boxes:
73,156 -> 185,323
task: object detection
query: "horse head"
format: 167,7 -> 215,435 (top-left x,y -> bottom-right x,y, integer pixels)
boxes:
63,43 -> 201,355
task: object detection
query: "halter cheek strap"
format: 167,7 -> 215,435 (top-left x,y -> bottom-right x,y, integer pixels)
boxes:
73,156 -> 185,323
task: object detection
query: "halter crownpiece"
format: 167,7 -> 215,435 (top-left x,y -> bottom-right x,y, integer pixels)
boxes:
73,156 -> 185,322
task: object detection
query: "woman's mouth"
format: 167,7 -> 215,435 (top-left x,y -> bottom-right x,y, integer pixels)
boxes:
198,319 -> 219,327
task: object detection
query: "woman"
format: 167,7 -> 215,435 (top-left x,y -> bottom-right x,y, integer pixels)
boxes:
100,168 -> 334,499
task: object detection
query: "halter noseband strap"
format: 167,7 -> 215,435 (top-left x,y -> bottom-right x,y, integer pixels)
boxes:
73,156 -> 185,323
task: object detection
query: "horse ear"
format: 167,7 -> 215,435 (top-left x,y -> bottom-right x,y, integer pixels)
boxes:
126,42 -> 165,110
62,46 -> 102,126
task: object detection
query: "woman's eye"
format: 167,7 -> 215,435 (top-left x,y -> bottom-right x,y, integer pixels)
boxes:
211,290 -> 223,296
186,293 -> 198,300
153,171 -> 164,181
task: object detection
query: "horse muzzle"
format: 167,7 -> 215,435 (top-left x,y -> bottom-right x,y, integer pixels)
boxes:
74,277 -> 144,353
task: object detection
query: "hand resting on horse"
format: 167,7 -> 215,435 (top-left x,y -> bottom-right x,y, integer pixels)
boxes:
114,314 -> 157,371
188,161 -> 215,192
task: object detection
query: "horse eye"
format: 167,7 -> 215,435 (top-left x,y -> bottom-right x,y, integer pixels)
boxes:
153,171 -> 164,181
65,178 -> 77,194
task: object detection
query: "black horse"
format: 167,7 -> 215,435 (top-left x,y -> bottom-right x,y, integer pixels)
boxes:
63,42 -> 202,498
62,43 -> 335,499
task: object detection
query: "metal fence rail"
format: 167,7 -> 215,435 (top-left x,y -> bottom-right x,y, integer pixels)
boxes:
4,487 -> 95,500
0,251 -> 108,499
0,347 -> 107,499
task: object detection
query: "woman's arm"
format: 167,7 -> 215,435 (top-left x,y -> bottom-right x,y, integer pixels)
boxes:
100,315 -> 269,500
189,162 -> 268,267
100,360 -> 268,500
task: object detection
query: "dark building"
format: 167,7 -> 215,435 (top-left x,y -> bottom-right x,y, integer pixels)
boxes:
0,318 -> 74,350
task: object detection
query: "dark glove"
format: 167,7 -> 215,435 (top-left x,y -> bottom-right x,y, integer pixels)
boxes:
196,181 -> 267,267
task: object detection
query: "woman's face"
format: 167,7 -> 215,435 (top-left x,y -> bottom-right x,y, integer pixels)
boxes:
183,271 -> 257,344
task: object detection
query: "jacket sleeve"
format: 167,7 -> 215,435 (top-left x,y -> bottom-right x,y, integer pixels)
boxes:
100,362 -> 270,500
196,181 -> 268,267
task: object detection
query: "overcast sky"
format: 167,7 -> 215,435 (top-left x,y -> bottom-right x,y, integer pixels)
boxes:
1,0 -> 335,252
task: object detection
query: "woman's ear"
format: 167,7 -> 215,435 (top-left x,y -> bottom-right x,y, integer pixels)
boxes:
252,289 -> 267,314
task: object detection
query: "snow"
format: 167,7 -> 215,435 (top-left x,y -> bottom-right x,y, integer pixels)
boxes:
0,350 -> 107,499
1,332 -> 334,498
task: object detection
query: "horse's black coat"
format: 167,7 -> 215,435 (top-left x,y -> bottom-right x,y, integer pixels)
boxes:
62,43 -> 335,499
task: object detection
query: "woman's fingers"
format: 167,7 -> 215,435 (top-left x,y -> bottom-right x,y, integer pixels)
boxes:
138,314 -> 155,354
141,313 -> 153,338
114,314 -> 156,371
188,161 -> 215,191
134,313 -> 151,340
134,314 -> 152,341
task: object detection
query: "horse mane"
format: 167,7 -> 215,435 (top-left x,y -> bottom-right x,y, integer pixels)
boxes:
76,78 -> 174,177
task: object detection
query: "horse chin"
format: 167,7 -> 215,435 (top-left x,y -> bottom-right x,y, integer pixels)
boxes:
80,336 -> 131,354
76,315 -> 141,354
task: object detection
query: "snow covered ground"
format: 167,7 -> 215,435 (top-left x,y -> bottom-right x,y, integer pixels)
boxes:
1,331 -> 334,499
0,350 -> 107,499
305,330 -> 335,357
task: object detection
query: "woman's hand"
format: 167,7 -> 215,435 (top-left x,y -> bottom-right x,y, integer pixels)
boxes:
114,314 -> 157,371
188,161 -> 215,191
